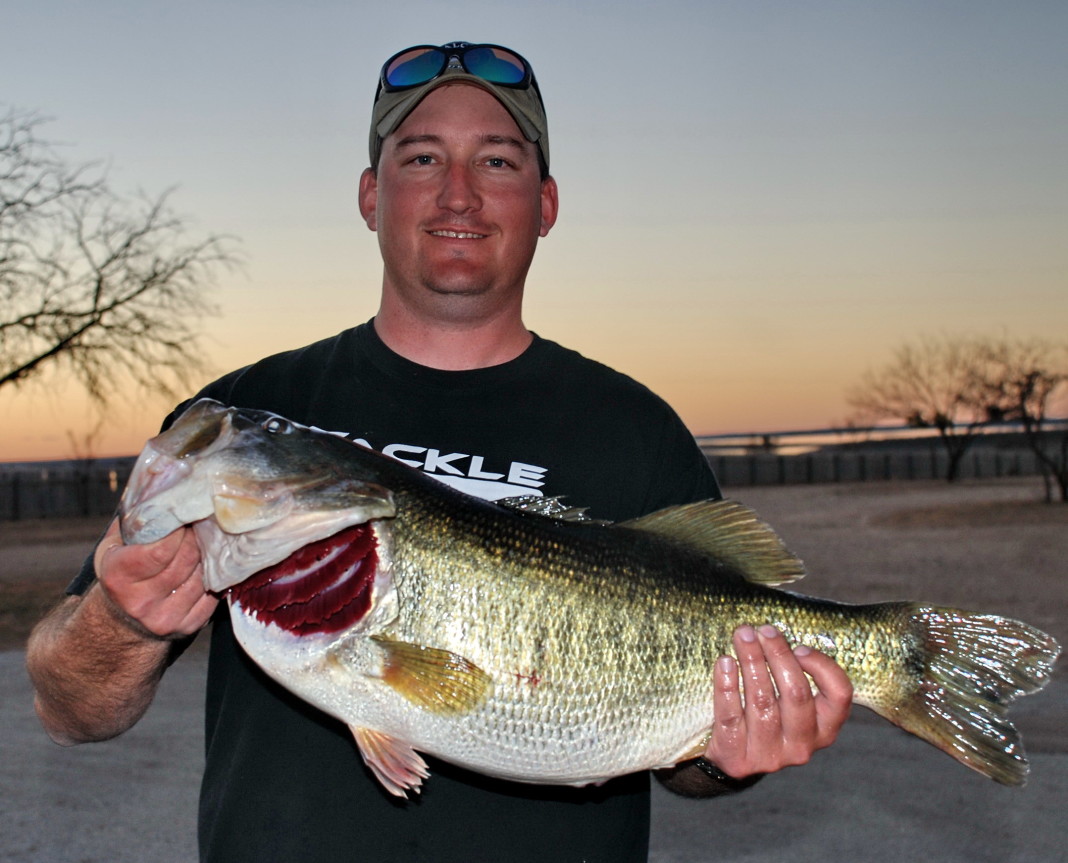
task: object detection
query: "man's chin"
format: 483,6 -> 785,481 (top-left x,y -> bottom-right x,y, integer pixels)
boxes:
421,266 -> 495,297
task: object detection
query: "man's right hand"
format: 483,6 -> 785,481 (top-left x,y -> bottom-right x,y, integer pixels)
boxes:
95,519 -> 218,640
27,519 -> 217,745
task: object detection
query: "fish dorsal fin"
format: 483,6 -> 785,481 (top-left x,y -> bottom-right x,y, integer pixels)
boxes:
496,495 -> 606,523
620,499 -> 806,586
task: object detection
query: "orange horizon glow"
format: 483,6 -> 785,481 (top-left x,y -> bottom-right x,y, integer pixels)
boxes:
0,331 -> 863,465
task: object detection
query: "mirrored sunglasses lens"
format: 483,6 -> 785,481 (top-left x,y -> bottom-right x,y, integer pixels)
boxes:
463,46 -> 527,84
385,48 -> 445,87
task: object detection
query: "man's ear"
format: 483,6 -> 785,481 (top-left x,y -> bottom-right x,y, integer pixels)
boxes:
358,167 -> 378,231
539,176 -> 559,238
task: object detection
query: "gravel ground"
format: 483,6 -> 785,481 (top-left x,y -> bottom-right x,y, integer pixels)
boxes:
1,477 -> 1065,862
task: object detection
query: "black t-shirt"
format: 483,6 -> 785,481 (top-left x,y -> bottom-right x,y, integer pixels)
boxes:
89,321 -> 722,862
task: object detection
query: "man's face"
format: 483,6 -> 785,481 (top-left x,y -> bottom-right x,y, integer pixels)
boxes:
359,84 -> 558,325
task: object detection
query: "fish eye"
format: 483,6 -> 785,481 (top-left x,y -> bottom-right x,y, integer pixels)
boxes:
263,417 -> 292,435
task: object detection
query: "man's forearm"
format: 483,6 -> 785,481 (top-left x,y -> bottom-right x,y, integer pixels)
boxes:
26,584 -> 176,745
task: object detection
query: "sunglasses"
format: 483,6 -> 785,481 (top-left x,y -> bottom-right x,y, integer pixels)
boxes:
378,42 -> 537,95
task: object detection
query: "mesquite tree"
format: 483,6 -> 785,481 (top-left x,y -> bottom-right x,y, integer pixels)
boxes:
848,333 -> 1068,496
973,337 -> 1068,502
0,109 -> 235,405
847,335 -> 991,481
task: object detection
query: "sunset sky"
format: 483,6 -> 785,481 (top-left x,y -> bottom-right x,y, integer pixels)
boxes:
3,0 -> 1066,462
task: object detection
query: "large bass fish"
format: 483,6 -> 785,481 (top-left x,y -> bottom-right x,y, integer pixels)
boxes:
119,399 -> 1060,796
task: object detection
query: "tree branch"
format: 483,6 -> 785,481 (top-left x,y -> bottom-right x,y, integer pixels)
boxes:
0,108 -> 238,407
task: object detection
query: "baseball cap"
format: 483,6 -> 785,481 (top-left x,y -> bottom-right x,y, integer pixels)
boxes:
369,42 -> 550,173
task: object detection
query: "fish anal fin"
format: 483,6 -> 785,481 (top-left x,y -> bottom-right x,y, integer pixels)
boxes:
621,499 -> 805,586
680,737 -> 710,762
372,635 -> 493,715
647,735 -> 713,777
350,726 -> 429,798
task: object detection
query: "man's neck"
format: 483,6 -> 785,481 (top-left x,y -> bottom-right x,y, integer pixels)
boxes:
373,299 -> 533,371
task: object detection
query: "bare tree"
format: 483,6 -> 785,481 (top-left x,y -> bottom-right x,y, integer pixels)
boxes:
0,108 -> 236,406
847,335 -> 990,481
972,337 -> 1068,502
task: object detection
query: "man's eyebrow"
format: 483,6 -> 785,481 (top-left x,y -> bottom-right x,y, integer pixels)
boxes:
393,133 -> 444,149
481,134 -> 528,152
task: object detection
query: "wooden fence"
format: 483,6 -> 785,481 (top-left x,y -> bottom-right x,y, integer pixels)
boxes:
0,461 -> 134,521
706,447 -> 1041,488
0,446 -> 1049,522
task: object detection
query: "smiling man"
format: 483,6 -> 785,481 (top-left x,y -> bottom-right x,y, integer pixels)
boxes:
28,42 -> 852,863
364,81 -> 557,367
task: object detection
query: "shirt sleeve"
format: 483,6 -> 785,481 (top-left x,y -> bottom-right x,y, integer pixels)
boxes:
66,552 -> 97,596
637,407 -> 722,516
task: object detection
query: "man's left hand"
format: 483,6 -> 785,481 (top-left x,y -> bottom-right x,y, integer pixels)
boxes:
704,624 -> 853,778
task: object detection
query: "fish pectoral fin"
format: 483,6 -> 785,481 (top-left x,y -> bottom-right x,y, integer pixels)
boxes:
350,726 -> 429,798
620,499 -> 806,586
372,635 -> 492,715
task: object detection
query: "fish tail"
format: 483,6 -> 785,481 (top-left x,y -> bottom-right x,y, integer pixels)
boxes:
861,603 -> 1059,786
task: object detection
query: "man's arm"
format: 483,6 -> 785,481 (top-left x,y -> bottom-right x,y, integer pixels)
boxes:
657,624 -> 854,797
26,520 -> 217,745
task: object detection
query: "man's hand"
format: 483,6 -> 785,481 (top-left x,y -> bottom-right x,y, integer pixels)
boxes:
95,518 -> 217,640
28,519 -> 217,745
704,624 -> 853,778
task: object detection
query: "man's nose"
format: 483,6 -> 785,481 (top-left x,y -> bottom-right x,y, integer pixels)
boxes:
437,162 -> 481,214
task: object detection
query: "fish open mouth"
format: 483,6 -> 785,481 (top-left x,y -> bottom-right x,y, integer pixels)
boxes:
228,524 -> 379,636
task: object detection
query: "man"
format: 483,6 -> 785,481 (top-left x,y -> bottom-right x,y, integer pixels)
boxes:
28,42 -> 852,862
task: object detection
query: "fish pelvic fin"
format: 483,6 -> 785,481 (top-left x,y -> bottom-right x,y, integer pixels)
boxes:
621,499 -> 806,586
350,726 -> 429,798
863,603 -> 1060,787
371,635 -> 493,715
